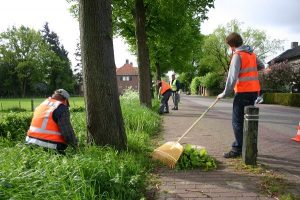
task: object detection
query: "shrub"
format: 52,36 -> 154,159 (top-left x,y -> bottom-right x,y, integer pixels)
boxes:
0,112 -> 32,141
263,93 -> 300,107
261,62 -> 300,93
70,106 -> 85,112
3,107 -> 27,112
202,72 -> 222,90
190,77 -> 203,95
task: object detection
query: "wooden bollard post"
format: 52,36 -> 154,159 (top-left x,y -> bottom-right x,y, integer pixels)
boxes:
242,106 -> 259,165
31,99 -> 34,111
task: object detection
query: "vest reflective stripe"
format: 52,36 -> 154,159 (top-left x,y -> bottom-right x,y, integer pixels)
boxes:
171,79 -> 177,91
239,66 -> 257,73
26,136 -> 57,149
29,126 -> 61,135
40,100 -> 61,129
234,52 -> 260,93
160,81 -> 171,94
27,98 -> 66,144
238,76 -> 259,82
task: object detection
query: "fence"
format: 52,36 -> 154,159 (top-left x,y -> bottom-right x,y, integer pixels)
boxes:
0,97 -> 85,112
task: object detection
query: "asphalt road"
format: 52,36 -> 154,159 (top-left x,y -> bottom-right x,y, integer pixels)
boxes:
181,95 -> 300,180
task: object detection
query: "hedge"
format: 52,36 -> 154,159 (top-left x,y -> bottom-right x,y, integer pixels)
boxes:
263,93 -> 300,107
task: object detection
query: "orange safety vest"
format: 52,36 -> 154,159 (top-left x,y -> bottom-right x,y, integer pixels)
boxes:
27,98 -> 67,144
160,80 -> 171,94
234,51 -> 261,93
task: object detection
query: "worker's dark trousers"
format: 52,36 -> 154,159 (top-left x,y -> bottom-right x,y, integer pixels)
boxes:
159,90 -> 172,114
231,92 -> 258,153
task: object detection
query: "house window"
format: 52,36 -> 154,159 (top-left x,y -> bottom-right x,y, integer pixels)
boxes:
121,76 -> 132,81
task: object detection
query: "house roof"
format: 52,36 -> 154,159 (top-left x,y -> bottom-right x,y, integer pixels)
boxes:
116,62 -> 139,75
268,46 -> 300,64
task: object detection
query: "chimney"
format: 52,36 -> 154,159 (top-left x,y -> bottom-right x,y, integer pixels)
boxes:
130,62 -> 133,66
291,42 -> 298,49
125,59 -> 129,64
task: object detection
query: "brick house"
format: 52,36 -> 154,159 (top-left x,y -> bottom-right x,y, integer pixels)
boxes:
116,59 -> 139,95
268,42 -> 300,65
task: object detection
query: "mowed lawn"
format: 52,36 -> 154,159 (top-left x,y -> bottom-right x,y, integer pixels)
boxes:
0,97 -> 85,111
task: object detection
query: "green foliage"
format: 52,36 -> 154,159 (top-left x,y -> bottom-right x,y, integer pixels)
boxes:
0,145 -> 151,200
202,72 -> 222,90
190,76 -> 203,95
261,63 -> 300,93
70,106 -> 85,112
200,19 -> 284,73
0,112 -> 32,141
2,107 -> 27,113
0,94 -> 161,199
41,23 -> 75,93
121,89 -> 160,135
263,93 -> 300,107
176,144 -> 217,170
0,26 -> 50,97
0,25 -> 74,97
178,71 -> 194,92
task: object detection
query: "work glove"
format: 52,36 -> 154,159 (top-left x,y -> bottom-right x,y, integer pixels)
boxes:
217,92 -> 225,99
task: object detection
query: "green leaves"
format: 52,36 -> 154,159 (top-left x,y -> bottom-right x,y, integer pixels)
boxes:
177,144 -> 217,171
0,24 -> 74,97
200,19 -> 284,74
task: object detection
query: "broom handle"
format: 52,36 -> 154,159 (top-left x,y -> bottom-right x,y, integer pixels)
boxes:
176,98 -> 219,143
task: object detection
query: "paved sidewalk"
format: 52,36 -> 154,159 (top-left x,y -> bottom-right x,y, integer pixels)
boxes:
155,95 -> 300,200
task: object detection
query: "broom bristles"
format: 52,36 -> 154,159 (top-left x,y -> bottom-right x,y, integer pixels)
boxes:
152,141 -> 184,168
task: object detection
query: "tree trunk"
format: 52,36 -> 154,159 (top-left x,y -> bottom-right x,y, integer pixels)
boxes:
79,0 -> 127,150
135,0 -> 152,108
155,61 -> 161,95
155,61 -> 161,81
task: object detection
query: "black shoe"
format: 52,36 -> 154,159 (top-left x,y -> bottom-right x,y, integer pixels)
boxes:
171,107 -> 178,110
164,111 -> 169,113
223,150 -> 241,158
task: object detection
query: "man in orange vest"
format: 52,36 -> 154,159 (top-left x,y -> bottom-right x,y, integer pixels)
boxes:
217,32 -> 264,158
26,89 -> 78,153
157,79 -> 173,114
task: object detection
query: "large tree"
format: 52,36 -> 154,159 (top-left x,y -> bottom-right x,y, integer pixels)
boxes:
200,20 -> 284,73
67,0 -> 214,102
41,23 -> 75,93
113,0 -> 214,78
135,0 -> 152,107
0,26 -> 51,97
79,0 -> 127,149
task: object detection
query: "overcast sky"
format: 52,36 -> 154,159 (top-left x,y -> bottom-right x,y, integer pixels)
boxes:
202,0 -> 300,53
0,0 -> 299,68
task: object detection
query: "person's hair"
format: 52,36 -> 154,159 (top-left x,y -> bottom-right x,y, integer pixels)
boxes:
225,32 -> 243,47
52,93 -> 65,101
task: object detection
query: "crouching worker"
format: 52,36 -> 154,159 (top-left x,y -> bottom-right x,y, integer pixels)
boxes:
25,89 -> 78,154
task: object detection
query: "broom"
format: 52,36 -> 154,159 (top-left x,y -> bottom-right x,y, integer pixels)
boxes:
152,98 -> 219,168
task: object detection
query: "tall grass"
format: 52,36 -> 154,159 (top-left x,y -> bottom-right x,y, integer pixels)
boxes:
0,90 -> 161,199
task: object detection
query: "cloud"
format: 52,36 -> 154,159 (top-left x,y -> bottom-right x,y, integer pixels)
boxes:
203,0 -> 300,32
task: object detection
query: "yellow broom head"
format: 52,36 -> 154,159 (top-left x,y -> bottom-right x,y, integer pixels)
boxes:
152,141 -> 184,168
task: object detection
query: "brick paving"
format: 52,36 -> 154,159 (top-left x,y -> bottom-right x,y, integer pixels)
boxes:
155,95 -> 300,200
